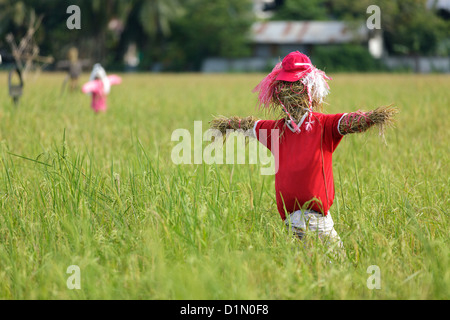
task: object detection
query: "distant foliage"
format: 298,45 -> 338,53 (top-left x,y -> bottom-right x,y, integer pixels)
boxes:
312,45 -> 386,72
0,0 -> 254,71
0,0 -> 447,71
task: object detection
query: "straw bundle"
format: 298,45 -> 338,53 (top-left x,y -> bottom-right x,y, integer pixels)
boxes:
210,115 -> 259,134
339,105 -> 398,136
209,115 -> 259,143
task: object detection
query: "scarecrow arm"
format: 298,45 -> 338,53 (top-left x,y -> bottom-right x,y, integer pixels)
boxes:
338,106 -> 398,135
209,116 -> 259,139
81,80 -> 101,94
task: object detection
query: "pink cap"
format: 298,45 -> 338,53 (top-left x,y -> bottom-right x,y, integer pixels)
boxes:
276,51 -> 313,82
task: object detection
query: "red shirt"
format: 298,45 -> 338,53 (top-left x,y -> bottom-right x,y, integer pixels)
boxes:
255,112 -> 345,219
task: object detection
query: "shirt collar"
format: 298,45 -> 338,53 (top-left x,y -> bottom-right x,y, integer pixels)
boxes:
286,112 -> 309,133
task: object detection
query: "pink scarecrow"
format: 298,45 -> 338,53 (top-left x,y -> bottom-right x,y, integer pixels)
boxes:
210,51 -> 397,249
82,63 -> 122,113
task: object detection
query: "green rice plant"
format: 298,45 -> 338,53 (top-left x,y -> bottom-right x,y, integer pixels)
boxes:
0,72 -> 448,299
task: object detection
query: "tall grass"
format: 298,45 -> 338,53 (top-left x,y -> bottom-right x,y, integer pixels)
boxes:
0,72 -> 448,299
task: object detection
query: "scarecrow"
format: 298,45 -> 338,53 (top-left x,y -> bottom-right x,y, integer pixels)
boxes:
82,63 -> 122,113
67,47 -> 82,91
210,51 -> 397,245
8,65 -> 24,105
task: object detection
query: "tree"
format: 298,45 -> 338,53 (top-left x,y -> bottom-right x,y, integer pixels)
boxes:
270,0 -> 329,20
382,0 -> 448,56
329,0 -> 449,57
167,0 -> 255,71
116,0 -> 183,69
0,0 -> 121,64
0,0 -> 255,71
0,1 -> 34,43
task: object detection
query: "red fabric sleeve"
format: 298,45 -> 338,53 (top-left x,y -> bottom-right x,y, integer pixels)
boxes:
255,120 -> 283,152
323,113 -> 345,152
81,80 -> 101,94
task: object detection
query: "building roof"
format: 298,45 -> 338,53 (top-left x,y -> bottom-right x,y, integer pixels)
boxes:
251,21 -> 369,45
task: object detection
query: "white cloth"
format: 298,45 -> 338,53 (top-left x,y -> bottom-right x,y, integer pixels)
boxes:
285,210 -> 342,248
89,63 -> 111,94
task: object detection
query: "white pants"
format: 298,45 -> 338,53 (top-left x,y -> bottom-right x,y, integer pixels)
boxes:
285,210 -> 343,248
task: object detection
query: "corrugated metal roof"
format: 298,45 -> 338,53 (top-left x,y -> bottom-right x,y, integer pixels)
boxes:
251,21 -> 369,45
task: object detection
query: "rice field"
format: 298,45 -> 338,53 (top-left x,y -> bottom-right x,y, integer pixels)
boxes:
0,71 -> 448,300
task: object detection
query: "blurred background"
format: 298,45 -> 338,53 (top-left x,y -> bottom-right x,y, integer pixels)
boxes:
0,0 -> 449,74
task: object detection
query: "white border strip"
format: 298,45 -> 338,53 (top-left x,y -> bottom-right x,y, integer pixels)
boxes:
337,113 -> 348,136
252,120 -> 261,139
